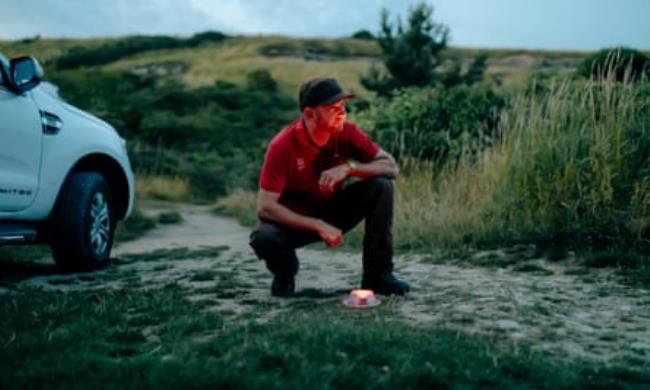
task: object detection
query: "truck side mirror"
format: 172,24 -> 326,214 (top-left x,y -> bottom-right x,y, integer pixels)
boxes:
10,56 -> 43,94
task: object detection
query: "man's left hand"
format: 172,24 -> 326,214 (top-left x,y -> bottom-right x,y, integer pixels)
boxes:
318,164 -> 350,193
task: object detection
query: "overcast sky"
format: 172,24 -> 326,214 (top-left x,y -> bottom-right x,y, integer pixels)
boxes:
2,0 -> 649,50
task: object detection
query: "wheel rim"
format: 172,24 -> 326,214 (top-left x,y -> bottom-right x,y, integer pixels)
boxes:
90,192 -> 110,256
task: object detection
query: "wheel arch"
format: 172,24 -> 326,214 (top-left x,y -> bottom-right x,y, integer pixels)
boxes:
69,153 -> 130,221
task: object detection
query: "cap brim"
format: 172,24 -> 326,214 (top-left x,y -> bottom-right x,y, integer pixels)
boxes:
319,92 -> 355,107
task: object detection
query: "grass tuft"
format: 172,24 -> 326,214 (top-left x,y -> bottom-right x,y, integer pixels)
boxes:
213,189 -> 258,227
136,175 -> 191,201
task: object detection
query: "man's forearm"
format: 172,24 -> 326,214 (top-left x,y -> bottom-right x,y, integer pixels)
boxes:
349,157 -> 399,179
258,201 -> 322,232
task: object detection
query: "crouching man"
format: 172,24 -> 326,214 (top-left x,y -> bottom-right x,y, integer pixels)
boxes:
250,77 -> 410,297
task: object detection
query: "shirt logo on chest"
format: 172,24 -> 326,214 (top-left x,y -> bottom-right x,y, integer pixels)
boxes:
296,157 -> 306,171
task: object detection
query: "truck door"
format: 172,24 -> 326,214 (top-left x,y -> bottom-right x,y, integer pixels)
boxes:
0,75 -> 43,212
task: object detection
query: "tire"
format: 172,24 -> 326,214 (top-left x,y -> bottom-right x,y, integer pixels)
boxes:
50,172 -> 115,270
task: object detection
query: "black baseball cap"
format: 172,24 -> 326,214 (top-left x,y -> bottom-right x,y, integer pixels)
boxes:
299,77 -> 355,112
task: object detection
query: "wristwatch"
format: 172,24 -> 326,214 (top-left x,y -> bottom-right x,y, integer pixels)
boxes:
346,160 -> 357,173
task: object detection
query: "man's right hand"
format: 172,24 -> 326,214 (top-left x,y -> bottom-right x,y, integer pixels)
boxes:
317,221 -> 343,248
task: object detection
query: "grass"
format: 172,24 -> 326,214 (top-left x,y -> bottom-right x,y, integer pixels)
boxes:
213,189 -> 258,227
390,74 -> 649,251
1,285 -> 648,388
0,245 -> 50,263
101,36 -> 379,97
136,175 -> 191,202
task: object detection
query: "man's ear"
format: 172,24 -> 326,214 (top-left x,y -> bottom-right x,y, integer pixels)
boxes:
303,107 -> 315,119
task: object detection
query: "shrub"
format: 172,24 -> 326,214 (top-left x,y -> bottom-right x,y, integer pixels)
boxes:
577,47 -> 649,82
54,32 -> 228,69
55,36 -> 184,69
356,85 -> 505,163
246,69 -> 278,92
351,29 -> 375,40
186,31 -> 228,46
394,73 -> 650,254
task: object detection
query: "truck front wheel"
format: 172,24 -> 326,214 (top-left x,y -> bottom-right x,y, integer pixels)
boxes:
51,172 -> 115,270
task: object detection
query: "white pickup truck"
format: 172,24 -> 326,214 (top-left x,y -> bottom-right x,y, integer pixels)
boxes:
0,52 -> 135,269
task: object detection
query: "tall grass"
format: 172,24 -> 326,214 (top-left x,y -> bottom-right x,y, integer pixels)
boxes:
212,189 -> 258,227
395,73 -> 649,252
136,174 -> 191,201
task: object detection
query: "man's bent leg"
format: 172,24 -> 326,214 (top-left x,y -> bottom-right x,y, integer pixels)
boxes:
327,176 -> 394,274
326,177 -> 409,295
249,222 -> 319,296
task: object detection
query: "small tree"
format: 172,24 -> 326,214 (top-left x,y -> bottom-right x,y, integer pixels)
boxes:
361,3 -> 449,95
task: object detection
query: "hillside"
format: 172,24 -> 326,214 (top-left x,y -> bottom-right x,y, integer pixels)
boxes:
0,34 -> 600,96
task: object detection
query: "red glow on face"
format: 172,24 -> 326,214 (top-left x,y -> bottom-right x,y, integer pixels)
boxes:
316,100 -> 346,133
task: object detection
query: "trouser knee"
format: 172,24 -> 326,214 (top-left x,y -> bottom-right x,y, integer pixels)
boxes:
249,224 -> 299,276
250,224 -> 286,258
366,176 -> 394,198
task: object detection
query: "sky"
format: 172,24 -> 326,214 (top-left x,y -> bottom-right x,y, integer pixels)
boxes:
1,0 -> 649,50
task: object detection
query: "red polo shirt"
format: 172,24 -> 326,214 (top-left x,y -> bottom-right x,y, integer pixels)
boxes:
259,118 -> 380,214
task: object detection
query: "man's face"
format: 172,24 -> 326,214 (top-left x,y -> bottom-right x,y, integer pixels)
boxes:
313,100 -> 346,134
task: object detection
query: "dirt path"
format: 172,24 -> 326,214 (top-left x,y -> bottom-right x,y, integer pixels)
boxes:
6,201 -> 650,369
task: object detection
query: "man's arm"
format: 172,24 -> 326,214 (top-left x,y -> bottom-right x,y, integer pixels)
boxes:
349,149 -> 399,179
257,190 -> 343,247
317,149 -> 399,191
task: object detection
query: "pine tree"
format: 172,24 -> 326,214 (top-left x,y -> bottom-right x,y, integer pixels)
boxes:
361,3 -> 449,95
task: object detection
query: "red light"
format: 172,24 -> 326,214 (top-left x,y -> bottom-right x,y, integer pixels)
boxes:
350,289 -> 374,305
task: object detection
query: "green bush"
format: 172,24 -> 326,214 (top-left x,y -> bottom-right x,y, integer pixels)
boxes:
398,75 -> 650,255
351,29 -> 375,40
128,144 -> 263,200
54,32 -> 228,69
577,47 -> 649,82
246,69 -> 278,92
186,31 -> 228,47
356,85 -> 505,162
54,36 -> 184,69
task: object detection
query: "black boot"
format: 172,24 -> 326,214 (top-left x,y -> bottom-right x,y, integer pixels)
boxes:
361,273 -> 410,295
271,274 -> 295,297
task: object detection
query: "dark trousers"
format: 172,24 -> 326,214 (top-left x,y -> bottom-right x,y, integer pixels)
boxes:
249,176 -> 394,278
